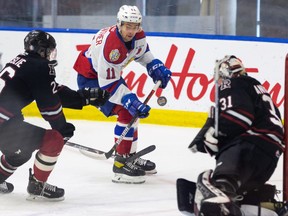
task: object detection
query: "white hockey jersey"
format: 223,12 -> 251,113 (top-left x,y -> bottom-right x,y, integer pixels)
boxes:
75,25 -> 154,105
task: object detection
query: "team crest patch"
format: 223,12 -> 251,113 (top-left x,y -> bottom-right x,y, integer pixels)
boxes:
109,49 -> 120,62
220,79 -> 231,90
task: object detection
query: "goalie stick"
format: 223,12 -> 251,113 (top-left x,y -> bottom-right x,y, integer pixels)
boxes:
66,141 -> 156,162
214,59 -> 220,137
176,178 -> 196,215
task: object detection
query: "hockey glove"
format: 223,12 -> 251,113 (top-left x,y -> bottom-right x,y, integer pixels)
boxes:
203,127 -> 219,155
188,106 -> 215,154
146,59 -> 171,89
59,122 -> 75,143
121,93 -> 151,118
188,118 -> 214,153
78,87 -> 110,107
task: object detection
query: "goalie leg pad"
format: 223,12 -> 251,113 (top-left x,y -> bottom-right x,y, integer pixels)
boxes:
195,170 -> 242,216
176,178 -> 196,214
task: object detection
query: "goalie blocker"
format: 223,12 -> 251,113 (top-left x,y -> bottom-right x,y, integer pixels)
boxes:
176,177 -> 286,216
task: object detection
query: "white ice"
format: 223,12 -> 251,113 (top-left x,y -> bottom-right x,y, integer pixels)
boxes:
0,117 -> 284,216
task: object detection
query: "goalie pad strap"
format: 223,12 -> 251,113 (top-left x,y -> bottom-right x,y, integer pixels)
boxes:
195,170 -> 242,216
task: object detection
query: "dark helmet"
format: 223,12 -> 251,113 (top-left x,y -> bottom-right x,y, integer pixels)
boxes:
24,30 -> 56,59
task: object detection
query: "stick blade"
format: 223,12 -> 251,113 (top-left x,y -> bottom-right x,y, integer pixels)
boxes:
79,149 -> 112,160
176,178 -> 196,215
77,144 -> 155,161
126,145 -> 156,162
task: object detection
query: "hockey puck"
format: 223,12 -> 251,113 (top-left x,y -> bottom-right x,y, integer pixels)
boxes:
157,96 -> 167,106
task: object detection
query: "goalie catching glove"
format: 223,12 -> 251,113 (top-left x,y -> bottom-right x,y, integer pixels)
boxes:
203,126 -> 219,155
188,106 -> 219,155
78,87 -> 110,107
146,59 -> 171,89
121,93 -> 151,118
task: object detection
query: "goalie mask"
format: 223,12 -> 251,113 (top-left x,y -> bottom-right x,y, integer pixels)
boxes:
215,55 -> 247,79
24,30 -> 57,60
117,5 -> 142,28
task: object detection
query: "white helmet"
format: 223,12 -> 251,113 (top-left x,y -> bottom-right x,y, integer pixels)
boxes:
215,55 -> 246,79
117,5 -> 142,27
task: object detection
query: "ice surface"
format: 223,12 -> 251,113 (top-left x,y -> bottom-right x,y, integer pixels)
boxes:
0,117 -> 283,216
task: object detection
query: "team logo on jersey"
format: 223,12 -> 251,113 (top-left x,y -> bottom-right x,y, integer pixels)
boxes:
48,60 -> 57,75
220,79 -> 231,90
109,49 -> 120,62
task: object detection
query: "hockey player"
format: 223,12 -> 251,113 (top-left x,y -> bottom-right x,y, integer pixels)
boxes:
73,5 -> 171,184
0,30 -> 109,201
187,55 -> 284,215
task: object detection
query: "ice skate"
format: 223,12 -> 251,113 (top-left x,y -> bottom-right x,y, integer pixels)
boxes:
112,155 -> 146,184
0,181 -> 14,194
26,168 -> 65,201
133,157 -> 157,175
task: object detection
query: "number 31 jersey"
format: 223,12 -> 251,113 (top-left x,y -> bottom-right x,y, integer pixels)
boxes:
217,75 -> 284,157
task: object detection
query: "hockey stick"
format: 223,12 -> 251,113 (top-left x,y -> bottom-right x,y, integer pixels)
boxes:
66,80 -> 161,160
77,143 -> 156,162
101,80 -> 162,159
214,60 -> 220,137
66,141 -> 156,162
176,178 -> 196,214
65,141 -> 108,156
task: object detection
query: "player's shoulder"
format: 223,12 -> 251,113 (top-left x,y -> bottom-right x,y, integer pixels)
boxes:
91,25 -> 115,46
220,76 -> 259,94
231,75 -> 261,87
103,26 -> 128,64
8,53 -> 46,70
104,25 -> 121,45
134,29 -> 146,40
96,25 -> 115,37
22,54 -> 55,79
27,54 -> 51,69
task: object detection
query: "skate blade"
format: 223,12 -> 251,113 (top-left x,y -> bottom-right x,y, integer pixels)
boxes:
0,190 -> 13,194
145,169 -> 157,175
26,194 -> 65,202
112,174 -> 146,184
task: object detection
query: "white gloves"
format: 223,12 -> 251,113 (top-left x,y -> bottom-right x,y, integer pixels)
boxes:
203,127 -> 219,155
188,105 -> 219,156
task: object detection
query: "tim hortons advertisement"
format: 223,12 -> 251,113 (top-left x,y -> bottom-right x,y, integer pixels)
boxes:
0,30 -> 287,116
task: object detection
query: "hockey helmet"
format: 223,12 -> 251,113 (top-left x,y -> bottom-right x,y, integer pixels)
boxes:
117,5 -> 142,27
24,30 -> 56,60
215,55 -> 246,79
